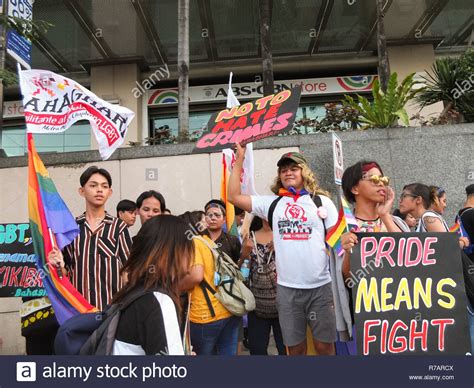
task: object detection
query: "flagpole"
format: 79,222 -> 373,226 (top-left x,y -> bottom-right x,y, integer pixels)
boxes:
48,227 -> 63,280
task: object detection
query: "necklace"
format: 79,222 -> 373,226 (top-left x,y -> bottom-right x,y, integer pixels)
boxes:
356,218 -> 383,233
355,216 -> 380,222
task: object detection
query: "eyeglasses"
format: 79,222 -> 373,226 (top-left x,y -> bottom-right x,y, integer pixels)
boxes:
362,174 -> 390,186
206,213 -> 223,219
400,193 -> 418,201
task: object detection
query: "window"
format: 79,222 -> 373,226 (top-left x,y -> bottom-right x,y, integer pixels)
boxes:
0,123 -> 91,157
149,111 -> 212,144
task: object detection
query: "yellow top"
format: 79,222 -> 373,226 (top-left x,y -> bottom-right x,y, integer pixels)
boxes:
189,236 -> 232,323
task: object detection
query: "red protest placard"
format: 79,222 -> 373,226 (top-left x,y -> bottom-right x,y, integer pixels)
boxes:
193,86 -> 301,153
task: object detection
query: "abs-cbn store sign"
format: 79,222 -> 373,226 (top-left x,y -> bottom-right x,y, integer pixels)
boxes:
3,100 -> 25,119
148,75 -> 377,106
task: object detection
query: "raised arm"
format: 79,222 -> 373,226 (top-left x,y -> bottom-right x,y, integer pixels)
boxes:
228,143 -> 252,213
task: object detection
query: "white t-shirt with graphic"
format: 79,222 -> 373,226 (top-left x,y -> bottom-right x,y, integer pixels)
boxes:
251,194 -> 338,289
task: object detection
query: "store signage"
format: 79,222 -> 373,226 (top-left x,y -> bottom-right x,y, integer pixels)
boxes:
148,75 -> 376,106
3,100 -> 24,118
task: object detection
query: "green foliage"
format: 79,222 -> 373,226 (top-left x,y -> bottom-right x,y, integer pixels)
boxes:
0,69 -> 18,87
416,49 -> 474,123
343,73 -> 422,129
0,15 -> 52,41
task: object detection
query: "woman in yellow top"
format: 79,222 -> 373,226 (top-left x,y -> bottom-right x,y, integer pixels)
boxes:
179,211 -> 240,355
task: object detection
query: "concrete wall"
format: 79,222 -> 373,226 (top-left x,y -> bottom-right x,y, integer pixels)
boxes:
1,123 -> 473,354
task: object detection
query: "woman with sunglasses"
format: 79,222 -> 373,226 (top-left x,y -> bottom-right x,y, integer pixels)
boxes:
341,161 -> 409,266
399,183 -> 451,232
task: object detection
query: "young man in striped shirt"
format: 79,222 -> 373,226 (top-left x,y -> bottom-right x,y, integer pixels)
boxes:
49,166 -> 133,311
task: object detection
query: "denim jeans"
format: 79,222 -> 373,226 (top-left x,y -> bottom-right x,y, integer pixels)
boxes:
248,311 -> 286,355
468,304 -> 474,354
190,316 -> 240,355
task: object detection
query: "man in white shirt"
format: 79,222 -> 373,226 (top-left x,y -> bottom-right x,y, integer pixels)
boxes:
228,144 -> 338,355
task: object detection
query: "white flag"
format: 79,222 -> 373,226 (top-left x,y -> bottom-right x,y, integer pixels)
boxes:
18,69 -> 135,160
223,72 -> 257,195
226,72 -> 240,109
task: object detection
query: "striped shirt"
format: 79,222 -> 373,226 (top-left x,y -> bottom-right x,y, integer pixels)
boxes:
63,213 -> 132,311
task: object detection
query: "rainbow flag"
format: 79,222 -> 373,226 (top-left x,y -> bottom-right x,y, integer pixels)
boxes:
326,205 -> 347,256
449,220 -> 460,233
28,133 -> 96,324
341,195 -> 359,231
220,153 -> 239,237
326,196 -> 359,256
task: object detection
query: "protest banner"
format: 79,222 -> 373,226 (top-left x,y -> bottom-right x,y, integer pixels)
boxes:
350,232 -> 471,355
0,223 -> 45,298
193,86 -> 301,153
19,69 -> 135,160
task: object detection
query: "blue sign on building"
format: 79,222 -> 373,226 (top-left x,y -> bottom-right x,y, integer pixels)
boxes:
6,29 -> 32,69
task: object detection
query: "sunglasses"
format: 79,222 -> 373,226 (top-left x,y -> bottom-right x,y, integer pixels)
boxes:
362,174 -> 390,186
400,193 -> 418,201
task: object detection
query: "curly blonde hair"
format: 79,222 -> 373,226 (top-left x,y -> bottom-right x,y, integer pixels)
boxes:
270,162 -> 330,197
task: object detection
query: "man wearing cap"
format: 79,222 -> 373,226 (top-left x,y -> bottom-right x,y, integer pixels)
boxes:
228,144 -> 339,355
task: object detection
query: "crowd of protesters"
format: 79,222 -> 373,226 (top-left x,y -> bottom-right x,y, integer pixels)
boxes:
20,145 -> 474,356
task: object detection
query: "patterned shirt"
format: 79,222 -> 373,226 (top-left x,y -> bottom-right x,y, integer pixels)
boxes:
63,213 -> 132,311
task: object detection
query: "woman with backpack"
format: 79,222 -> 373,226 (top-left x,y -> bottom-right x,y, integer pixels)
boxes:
179,211 -> 241,355
110,215 -> 194,355
229,145 -> 339,356
240,216 -> 286,355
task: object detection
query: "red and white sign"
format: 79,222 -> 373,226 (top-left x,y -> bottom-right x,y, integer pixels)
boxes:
19,69 -> 135,160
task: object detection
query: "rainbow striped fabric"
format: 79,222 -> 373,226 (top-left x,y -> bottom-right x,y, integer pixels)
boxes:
326,206 -> 347,256
28,133 -> 96,324
341,196 -> 359,231
220,153 -> 239,237
325,196 -> 359,256
449,220 -> 460,233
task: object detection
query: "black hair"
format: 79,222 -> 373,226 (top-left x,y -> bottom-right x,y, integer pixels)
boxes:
466,184 -> 474,197
205,199 -> 226,215
234,206 -> 245,216
80,166 -> 112,187
403,183 -> 432,209
116,199 -> 137,217
392,208 -> 406,221
429,185 -> 446,199
341,160 -> 383,204
178,210 -> 209,237
249,216 -> 263,232
136,190 -> 166,212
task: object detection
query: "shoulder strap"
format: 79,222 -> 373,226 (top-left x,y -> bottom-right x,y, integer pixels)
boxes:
199,280 -> 216,318
268,196 -> 284,230
460,207 -> 474,217
312,195 -> 327,237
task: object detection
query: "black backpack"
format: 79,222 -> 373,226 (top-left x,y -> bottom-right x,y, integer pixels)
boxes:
460,250 -> 474,308
55,287 -> 151,355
